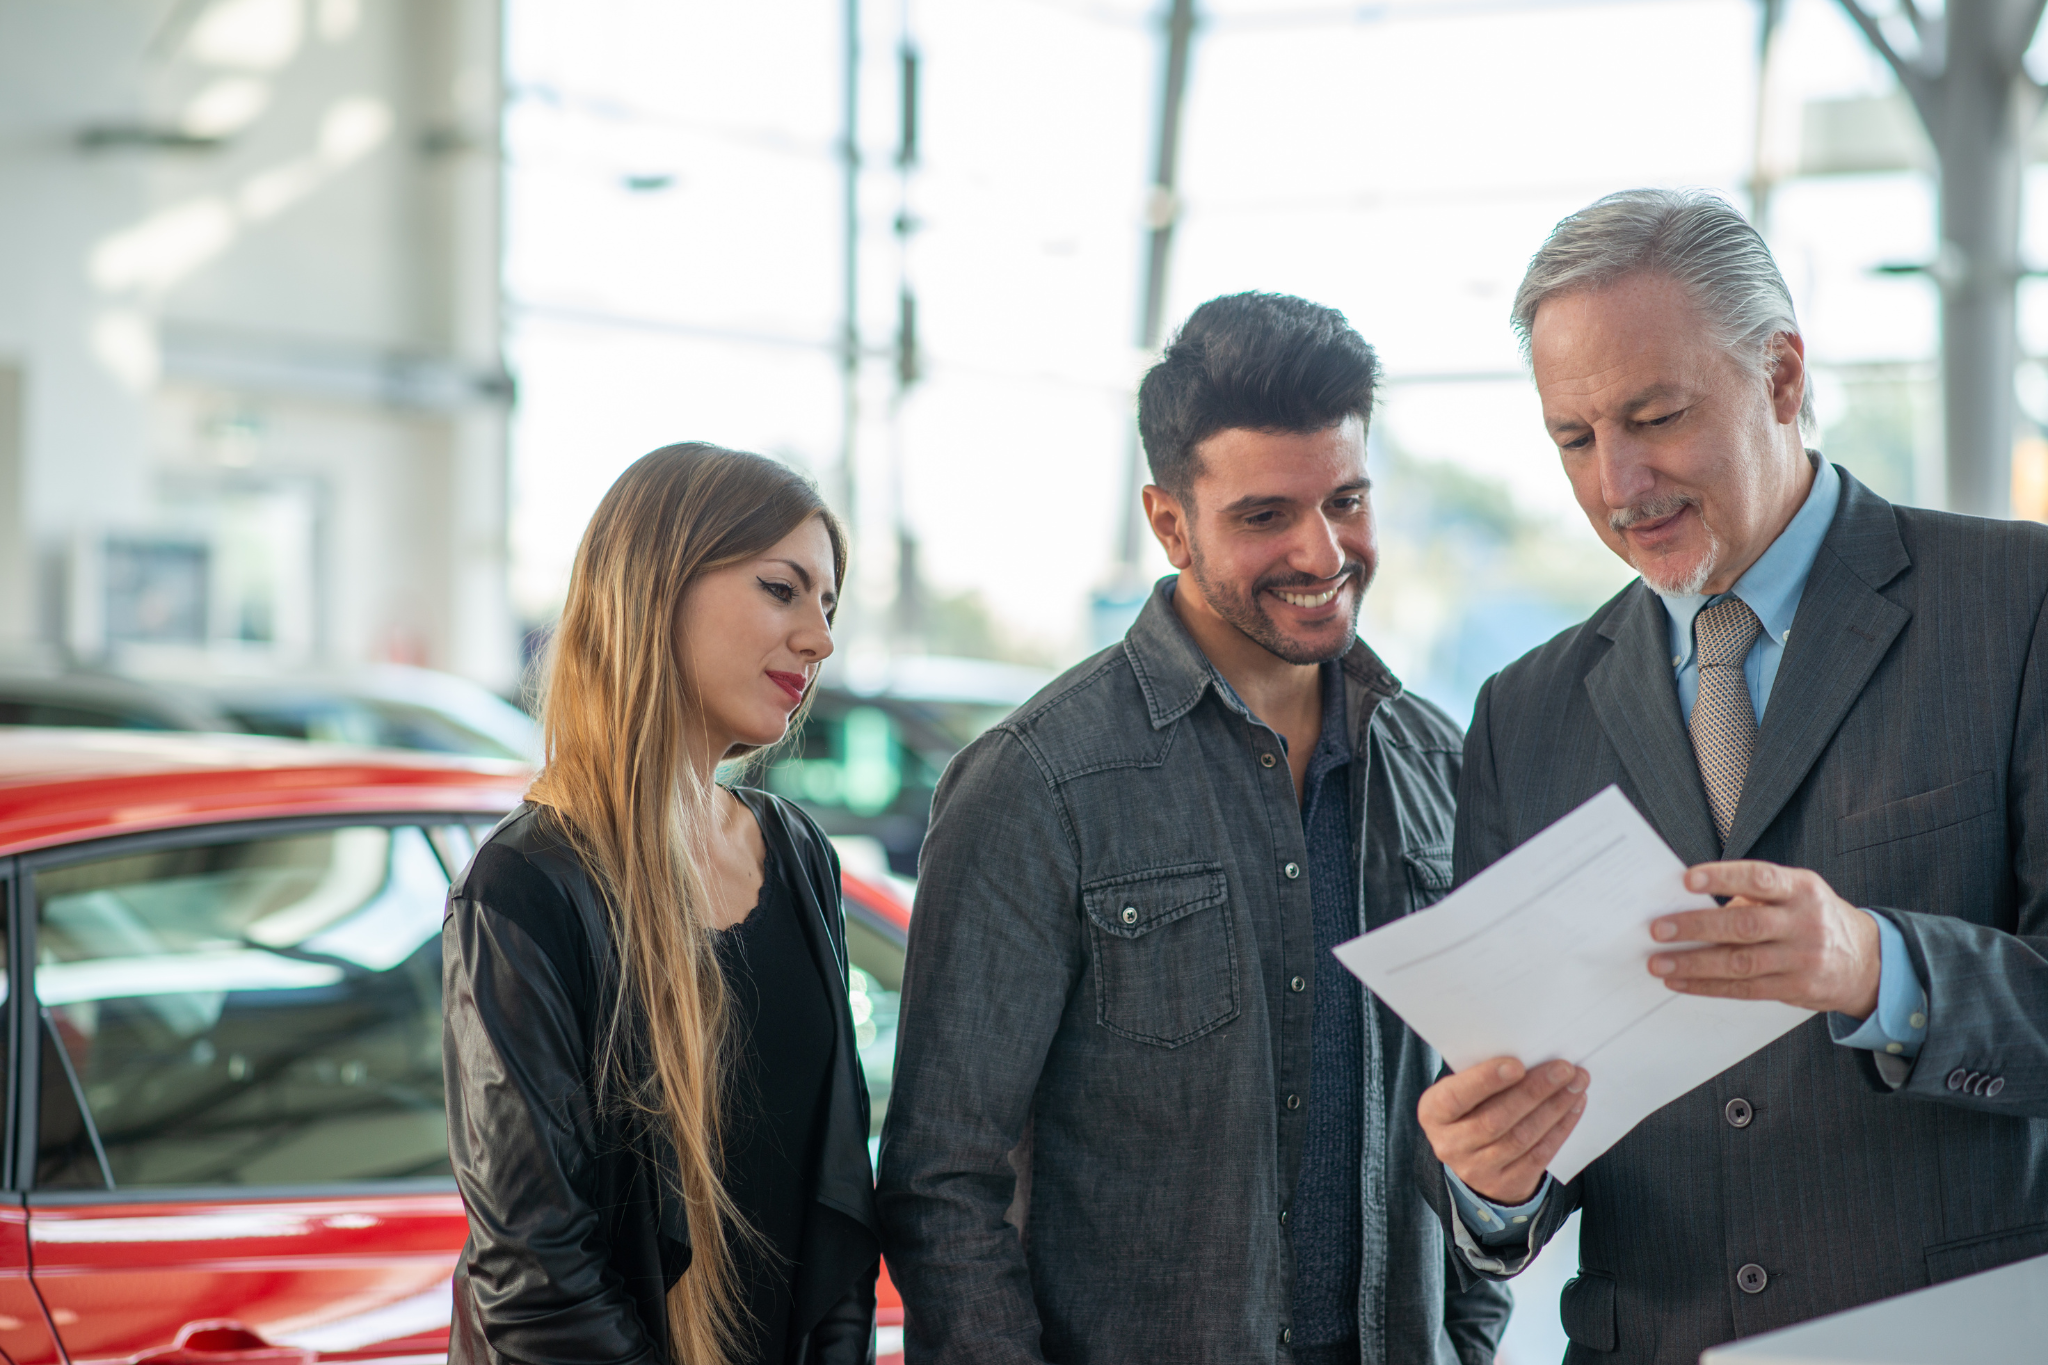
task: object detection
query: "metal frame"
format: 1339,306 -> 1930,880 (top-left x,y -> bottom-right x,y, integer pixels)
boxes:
11,808 -> 509,1206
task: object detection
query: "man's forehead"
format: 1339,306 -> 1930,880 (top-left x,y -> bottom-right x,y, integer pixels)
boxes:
1191,419 -> 1367,487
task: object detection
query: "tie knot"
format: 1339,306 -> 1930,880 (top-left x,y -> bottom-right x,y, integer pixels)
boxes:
1695,596 -> 1762,669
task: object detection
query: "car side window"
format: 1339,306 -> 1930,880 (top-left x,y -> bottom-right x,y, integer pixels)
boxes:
30,823 -> 451,1190
842,903 -> 903,1139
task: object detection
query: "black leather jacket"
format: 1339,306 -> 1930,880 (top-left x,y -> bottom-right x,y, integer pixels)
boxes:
443,790 -> 881,1365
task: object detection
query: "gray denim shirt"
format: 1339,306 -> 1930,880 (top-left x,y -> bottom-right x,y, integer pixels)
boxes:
876,580 -> 1512,1365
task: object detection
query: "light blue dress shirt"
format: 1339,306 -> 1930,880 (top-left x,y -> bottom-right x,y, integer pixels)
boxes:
1450,456 -> 1927,1248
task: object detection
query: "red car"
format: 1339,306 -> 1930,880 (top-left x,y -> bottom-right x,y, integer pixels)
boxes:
0,729 -> 911,1365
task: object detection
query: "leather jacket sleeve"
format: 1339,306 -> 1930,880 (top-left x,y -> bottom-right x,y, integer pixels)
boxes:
796,1277 -> 878,1365
444,879 -> 665,1365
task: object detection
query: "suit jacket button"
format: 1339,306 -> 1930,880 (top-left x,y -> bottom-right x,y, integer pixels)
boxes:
1724,1097 -> 1753,1128
1737,1263 -> 1768,1294
1988,1077 -> 2006,1097
1947,1067 -> 1969,1091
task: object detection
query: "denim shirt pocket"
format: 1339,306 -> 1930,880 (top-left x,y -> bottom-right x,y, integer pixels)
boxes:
1402,843 -> 1455,912
1081,863 -> 1239,1048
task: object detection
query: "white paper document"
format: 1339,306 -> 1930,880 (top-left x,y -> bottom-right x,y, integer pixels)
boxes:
1333,785 -> 1811,1183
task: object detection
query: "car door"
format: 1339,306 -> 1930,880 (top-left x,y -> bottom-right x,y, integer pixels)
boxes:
15,816 -> 493,1365
0,857 -> 67,1365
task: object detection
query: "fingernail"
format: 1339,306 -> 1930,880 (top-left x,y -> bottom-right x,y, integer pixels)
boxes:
1566,1072 -> 1588,1094
1685,870 -> 1706,891
1574,1097 -> 1587,1113
1649,955 -> 1672,976
1548,1061 -> 1572,1083
1651,920 -> 1677,941
1497,1061 -> 1518,1081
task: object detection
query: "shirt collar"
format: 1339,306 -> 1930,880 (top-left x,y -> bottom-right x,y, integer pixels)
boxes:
1659,454 -> 1841,669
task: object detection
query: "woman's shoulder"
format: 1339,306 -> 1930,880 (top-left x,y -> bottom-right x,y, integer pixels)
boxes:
450,803 -> 599,967
730,786 -> 839,890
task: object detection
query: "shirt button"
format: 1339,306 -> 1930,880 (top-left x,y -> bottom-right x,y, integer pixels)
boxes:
1285,1093 -> 1302,1110
1121,906 -> 1138,925
1290,975 -> 1307,993
1261,752 -> 1277,768
1284,862 -> 1300,880
1723,1097 -> 1753,1128
1909,1011 -> 1926,1029
1737,1262 -> 1768,1294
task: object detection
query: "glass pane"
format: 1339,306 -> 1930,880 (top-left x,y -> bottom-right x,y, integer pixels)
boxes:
33,825 -> 451,1188
844,913 -> 903,1139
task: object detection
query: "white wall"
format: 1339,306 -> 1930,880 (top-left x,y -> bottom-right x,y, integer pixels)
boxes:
0,0 -> 515,689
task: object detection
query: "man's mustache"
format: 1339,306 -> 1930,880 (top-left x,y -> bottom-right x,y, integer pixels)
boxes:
1256,563 -> 1368,595
1610,494 -> 1698,534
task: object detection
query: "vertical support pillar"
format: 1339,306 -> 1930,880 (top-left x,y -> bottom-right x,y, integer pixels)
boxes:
0,365 -> 25,650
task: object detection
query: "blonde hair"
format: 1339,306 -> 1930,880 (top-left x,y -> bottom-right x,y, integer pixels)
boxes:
527,443 -> 846,1365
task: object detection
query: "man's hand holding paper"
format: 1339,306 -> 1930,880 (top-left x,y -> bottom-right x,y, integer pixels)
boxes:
1650,860 -> 1882,1017
1332,785 -> 1814,1188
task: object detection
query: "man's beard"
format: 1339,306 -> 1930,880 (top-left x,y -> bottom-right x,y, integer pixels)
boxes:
1186,542 -> 1370,665
1610,493 -> 1719,596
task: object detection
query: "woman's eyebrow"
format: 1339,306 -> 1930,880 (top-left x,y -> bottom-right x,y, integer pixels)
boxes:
764,558 -> 815,591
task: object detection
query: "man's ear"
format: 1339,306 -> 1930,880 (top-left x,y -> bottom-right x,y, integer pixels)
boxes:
1142,485 -> 1194,570
1768,330 -> 1807,428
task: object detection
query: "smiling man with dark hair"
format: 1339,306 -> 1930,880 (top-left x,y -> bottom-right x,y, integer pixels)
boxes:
877,292 -> 1511,1365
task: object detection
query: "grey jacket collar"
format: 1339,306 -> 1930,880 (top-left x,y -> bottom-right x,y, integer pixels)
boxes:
1121,575 -> 1403,733
1587,465 -> 1911,864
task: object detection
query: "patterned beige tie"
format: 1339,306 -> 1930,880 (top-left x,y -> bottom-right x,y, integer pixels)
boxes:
1690,596 -> 1763,846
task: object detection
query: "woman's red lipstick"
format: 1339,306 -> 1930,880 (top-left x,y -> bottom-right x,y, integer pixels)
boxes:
767,670 -> 807,705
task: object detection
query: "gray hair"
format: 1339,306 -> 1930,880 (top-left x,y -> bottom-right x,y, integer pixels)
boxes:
1510,188 -> 1815,436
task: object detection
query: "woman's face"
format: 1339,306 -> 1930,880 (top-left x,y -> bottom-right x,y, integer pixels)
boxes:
677,515 -> 838,759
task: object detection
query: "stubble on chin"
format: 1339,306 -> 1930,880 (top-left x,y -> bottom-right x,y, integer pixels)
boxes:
1610,498 -> 1719,597
1188,553 -> 1363,666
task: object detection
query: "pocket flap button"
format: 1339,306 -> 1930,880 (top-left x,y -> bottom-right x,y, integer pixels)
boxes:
1121,906 -> 1138,925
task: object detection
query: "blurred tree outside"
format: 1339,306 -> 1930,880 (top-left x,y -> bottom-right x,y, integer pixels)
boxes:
1362,440 -> 1634,730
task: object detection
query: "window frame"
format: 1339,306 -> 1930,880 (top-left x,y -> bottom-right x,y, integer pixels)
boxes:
13,810 -> 510,1205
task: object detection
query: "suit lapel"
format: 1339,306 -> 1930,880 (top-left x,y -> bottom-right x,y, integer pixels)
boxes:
1586,582 -> 1723,868
1723,470 -> 1911,860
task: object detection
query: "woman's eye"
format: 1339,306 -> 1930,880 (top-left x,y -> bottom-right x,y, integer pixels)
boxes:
758,578 -> 797,603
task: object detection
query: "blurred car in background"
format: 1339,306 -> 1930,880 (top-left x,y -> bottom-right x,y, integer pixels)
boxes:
766,654 -> 1052,876
0,663 -> 537,761
0,728 -> 912,1365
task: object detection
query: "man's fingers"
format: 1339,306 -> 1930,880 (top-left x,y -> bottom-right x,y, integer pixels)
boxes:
1458,1085 -> 1590,1206
1659,973 -> 1803,1002
1455,1063 -> 1585,1149
1680,859 -> 1796,904
1649,941 -> 1800,982
1651,900 -> 1791,947
1418,1056 -> 1529,1126
1500,1077 -> 1589,1154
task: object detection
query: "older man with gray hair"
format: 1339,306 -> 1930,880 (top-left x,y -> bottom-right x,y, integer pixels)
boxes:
1413,188 -> 2048,1363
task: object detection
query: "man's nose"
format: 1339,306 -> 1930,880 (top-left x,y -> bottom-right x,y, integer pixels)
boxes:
1288,513 -> 1347,579
1598,436 -> 1658,509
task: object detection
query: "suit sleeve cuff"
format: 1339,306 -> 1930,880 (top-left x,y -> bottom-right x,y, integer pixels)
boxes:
1829,910 -> 1928,1061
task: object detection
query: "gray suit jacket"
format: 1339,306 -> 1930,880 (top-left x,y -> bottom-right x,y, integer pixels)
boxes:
1432,469 -> 2048,1364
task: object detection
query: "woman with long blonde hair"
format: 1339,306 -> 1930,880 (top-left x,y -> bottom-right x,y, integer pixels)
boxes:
443,443 -> 878,1365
